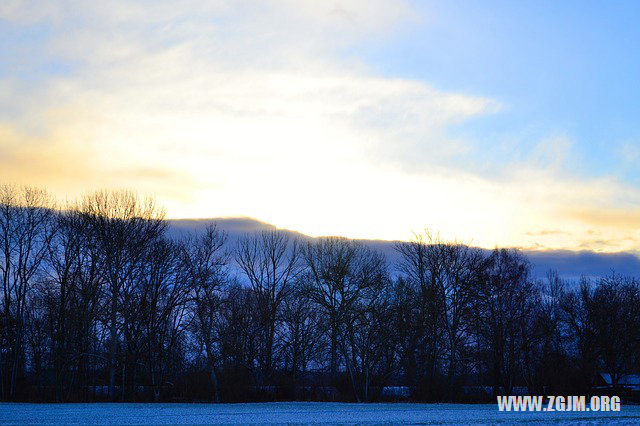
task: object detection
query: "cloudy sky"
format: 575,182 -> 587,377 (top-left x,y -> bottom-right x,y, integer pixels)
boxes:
1,0 -> 639,251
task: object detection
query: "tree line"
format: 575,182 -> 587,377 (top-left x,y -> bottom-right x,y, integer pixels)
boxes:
1,185 -> 639,402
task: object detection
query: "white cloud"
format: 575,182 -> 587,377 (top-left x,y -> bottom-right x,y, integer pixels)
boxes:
1,0 -> 492,183
1,1 -> 639,251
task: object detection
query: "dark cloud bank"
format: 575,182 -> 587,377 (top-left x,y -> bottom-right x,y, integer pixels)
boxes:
169,217 -> 640,281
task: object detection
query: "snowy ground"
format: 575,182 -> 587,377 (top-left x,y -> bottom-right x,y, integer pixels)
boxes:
1,402 -> 639,425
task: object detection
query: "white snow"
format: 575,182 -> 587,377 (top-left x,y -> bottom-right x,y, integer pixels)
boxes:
0,402 -> 639,424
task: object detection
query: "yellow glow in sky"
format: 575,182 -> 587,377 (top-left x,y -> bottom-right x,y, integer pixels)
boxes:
1,1 -> 639,253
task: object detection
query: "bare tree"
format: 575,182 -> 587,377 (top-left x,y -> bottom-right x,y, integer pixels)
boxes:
79,190 -> 165,401
590,274 -> 639,389
434,239 -> 483,398
395,233 -> 444,398
218,284 -> 259,396
0,185 -> 55,399
181,224 -> 228,402
396,231 -> 485,400
127,237 -> 187,401
559,277 -> 597,393
343,277 -> 396,402
472,248 -> 534,396
2,184 -> 640,403
302,237 -> 387,401
235,230 -> 301,384
41,206 -> 101,400
280,285 -> 321,398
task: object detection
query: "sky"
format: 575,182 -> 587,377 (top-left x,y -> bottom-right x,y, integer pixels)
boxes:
1,0 -> 639,252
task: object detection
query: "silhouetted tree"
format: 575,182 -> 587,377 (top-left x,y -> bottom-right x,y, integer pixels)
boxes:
1,183 -> 639,403
235,231 -> 301,384
79,190 -> 165,401
182,224 -> 228,402
472,248 -> 534,396
302,237 -> 387,401
0,185 -> 55,399
591,275 -> 639,389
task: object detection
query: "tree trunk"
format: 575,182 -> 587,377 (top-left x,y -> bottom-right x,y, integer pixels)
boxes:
330,322 -> 337,386
209,364 -> 221,403
108,289 -> 117,401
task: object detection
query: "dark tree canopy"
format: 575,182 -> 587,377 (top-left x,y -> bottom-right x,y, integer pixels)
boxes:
0,185 -> 638,403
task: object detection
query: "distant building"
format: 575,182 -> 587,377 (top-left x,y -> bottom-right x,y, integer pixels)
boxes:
594,373 -> 640,391
593,373 -> 640,402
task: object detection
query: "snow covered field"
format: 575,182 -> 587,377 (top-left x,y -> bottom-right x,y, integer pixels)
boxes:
1,402 -> 639,425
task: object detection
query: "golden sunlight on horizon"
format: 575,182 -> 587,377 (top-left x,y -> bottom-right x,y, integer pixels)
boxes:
1,2 -> 639,254
2,67 -> 639,252
14,177 -> 636,254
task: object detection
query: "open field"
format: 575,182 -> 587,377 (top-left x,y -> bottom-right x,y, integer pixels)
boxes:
1,402 -> 639,425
